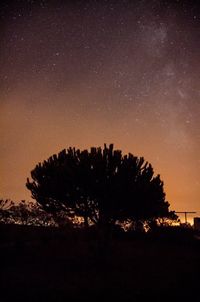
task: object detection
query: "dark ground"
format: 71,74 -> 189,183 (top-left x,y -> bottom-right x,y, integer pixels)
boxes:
0,224 -> 199,302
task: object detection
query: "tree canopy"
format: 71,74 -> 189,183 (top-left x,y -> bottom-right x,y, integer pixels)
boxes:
26,144 -> 175,228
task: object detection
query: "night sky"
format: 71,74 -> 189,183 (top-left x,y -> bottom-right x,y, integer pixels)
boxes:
1,0 -> 200,221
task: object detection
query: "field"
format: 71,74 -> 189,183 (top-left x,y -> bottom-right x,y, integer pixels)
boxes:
1,224 -> 199,301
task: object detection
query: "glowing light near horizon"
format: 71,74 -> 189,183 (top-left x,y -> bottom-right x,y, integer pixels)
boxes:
0,1 -> 199,217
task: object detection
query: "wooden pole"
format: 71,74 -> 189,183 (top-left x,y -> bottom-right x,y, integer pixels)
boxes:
175,212 -> 196,224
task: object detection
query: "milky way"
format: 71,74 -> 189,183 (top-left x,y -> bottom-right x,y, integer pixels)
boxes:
0,0 -> 200,221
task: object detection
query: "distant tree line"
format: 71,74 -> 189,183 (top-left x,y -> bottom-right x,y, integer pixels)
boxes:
0,199 -> 57,226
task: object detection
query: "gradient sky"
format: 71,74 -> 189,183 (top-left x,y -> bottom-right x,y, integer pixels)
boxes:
1,0 -> 200,222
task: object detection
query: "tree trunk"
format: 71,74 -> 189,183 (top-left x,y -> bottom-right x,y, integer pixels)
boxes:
84,215 -> 89,228
96,212 -> 112,265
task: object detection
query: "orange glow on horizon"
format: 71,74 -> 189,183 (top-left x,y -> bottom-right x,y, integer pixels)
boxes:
0,1 -> 199,219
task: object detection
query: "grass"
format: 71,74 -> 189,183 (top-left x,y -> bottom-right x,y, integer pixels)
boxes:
1,224 -> 199,301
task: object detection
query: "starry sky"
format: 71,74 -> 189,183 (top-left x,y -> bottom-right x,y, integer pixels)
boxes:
1,0 -> 200,222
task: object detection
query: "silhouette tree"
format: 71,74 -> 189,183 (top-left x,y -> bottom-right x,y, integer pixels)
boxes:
26,144 -> 175,234
0,199 -> 56,226
0,199 -> 14,224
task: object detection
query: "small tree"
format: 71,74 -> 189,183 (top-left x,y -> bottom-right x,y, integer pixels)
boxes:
26,144 -> 175,235
0,199 -> 56,226
0,199 -> 14,224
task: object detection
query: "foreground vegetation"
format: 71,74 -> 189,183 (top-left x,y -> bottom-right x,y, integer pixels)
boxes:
1,223 -> 199,301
